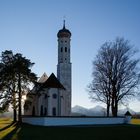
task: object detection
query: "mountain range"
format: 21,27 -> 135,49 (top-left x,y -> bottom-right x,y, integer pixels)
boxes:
0,105 -> 138,117
72,105 -> 138,116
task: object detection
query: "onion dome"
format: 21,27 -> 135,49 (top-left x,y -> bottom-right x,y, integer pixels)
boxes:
57,20 -> 71,38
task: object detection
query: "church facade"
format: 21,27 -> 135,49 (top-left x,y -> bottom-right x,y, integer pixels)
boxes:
24,21 -> 72,116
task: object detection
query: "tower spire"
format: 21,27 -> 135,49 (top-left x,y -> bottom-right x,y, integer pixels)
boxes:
63,16 -> 66,29
63,19 -> 65,29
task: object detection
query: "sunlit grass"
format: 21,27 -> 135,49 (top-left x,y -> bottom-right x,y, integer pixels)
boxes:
0,118 -> 16,139
0,118 -> 12,129
131,119 -> 140,125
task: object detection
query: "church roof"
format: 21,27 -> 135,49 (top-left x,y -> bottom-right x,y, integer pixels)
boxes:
42,73 -> 65,90
38,72 -> 48,83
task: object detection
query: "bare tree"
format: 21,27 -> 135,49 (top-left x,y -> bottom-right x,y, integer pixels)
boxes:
88,38 -> 140,117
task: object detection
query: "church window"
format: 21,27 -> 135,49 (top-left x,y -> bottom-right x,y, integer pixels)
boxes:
53,94 -> 57,99
44,107 -> 47,116
45,94 -> 47,99
45,94 -> 50,99
52,107 -> 56,116
61,47 -> 63,52
65,47 -> 67,52
32,106 -> 35,116
65,40 -> 67,43
40,105 -> 43,116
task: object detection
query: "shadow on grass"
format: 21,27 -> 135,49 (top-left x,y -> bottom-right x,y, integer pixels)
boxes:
1,123 -> 21,140
1,123 -> 140,140
0,122 -> 16,132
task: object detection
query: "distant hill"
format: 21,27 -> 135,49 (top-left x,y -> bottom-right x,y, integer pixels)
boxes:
72,105 -> 138,116
72,105 -> 106,116
1,106 -> 138,117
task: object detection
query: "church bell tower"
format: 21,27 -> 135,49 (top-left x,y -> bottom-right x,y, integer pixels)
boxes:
57,20 -> 72,116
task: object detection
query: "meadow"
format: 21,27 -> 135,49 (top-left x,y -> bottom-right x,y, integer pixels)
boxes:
0,118 -> 140,140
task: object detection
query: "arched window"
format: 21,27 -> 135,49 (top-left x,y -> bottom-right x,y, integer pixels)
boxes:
65,47 -> 67,52
40,105 -> 43,116
53,94 -> 57,99
32,106 -> 35,116
52,107 -> 56,116
44,107 -> 47,116
45,94 -> 47,99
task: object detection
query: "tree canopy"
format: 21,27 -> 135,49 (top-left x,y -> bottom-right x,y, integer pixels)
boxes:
0,50 -> 37,122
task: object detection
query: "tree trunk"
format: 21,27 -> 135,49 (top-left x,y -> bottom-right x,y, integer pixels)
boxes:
13,92 -> 17,122
111,95 -> 118,117
18,73 -> 22,123
111,84 -> 118,117
114,100 -> 118,117
111,96 -> 116,117
13,108 -> 17,122
106,94 -> 111,117
107,104 -> 110,117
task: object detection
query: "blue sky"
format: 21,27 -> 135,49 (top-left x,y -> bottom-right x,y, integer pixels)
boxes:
0,0 -> 140,111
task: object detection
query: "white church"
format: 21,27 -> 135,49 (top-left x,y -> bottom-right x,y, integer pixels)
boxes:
24,21 -> 72,116
23,22 -> 132,126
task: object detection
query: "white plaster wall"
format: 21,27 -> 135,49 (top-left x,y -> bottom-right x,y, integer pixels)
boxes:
44,117 -> 125,126
48,88 -> 59,116
22,117 -> 44,126
22,117 -> 130,126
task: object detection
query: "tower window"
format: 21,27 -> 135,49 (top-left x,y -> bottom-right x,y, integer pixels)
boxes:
65,40 -> 67,43
61,47 -> 63,52
65,47 -> 67,52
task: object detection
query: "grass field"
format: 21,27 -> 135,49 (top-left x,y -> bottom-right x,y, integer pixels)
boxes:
131,119 -> 140,125
0,118 -> 140,140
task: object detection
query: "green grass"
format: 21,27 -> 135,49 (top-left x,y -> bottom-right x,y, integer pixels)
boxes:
131,119 -> 140,125
0,118 -> 140,140
0,118 -> 12,129
0,118 -> 16,139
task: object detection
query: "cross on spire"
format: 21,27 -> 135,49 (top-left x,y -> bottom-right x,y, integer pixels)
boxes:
63,16 -> 66,29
